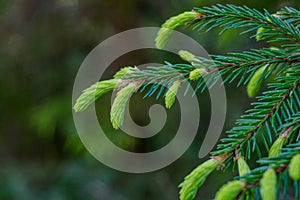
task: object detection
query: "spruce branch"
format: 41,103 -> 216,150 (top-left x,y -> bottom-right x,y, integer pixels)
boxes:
72,4 -> 300,200
114,48 -> 300,99
214,116 -> 300,198
156,4 -> 300,48
276,7 -> 300,26
235,142 -> 300,197
211,69 -> 300,158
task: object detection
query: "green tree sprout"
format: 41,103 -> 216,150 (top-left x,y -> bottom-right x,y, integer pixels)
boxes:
74,4 -> 300,200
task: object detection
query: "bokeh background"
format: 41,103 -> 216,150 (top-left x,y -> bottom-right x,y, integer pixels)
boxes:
1,0 -> 299,199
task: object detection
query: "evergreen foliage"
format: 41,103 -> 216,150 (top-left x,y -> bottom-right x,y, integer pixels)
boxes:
74,4 -> 300,200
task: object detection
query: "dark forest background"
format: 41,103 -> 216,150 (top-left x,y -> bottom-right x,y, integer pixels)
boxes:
0,0 -> 299,199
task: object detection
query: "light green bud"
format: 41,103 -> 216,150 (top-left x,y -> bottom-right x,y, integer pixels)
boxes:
247,65 -> 267,98
289,154 -> 300,180
165,80 -> 181,109
189,68 -> 205,81
155,11 -> 199,49
113,66 -> 134,79
237,157 -> 251,176
179,50 -> 198,63
215,180 -> 245,200
256,27 -> 266,41
268,136 -> 287,157
74,79 -> 120,112
110,83 -> 136,129
179,158 -> 221,200
260,168 -> 277,200
256,14 -> 279,41
266,14 -> 280,23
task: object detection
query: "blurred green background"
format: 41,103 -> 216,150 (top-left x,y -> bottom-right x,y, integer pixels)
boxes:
1,0 -> 299,199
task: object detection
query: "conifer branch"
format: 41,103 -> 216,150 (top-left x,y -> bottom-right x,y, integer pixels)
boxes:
238,141 -> 300,189
212,70 -> 300,158
73,5 -> 300,200
155,4 -> 300,48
